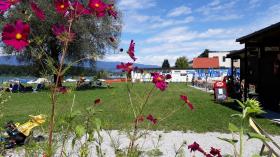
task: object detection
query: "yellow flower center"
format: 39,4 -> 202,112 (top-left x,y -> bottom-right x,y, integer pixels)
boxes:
15,33 -> 22,40
60,4 -> 65,9
95,3 -> 100,8
156,77 -> 162,81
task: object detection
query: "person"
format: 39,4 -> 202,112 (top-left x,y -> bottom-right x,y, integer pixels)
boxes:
77,76 -> 86,87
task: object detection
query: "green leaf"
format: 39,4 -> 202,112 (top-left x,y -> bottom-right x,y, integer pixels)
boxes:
71,110 -> 82,118
146,148 -> 163,157
251,154 -> 261,157
95,118 -> 102,130
228,123 -> 239,132
243,107 -> 248,118
75,125 -> 86,138
236,99 -> 245,108
218,137 -> 238,145
231,114 -> 242,118
247,132 -> 270,142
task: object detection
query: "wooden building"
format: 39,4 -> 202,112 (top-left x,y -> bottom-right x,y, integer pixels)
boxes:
227,22 -> 280,111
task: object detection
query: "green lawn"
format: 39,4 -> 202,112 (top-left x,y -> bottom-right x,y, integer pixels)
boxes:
2,83 -> 280,134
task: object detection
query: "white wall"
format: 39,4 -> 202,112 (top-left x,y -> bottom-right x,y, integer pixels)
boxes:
132,70 -> 194,83
208,52 -> 231,68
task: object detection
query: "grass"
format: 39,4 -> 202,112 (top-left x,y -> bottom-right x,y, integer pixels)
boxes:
1,83 -> 280,134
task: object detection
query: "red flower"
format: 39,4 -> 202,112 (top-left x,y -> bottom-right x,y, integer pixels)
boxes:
210,147 -> 222,157
188,142 -> 206,155
116,62 -> 134,74
52,24 -> 75,42
127,40 -> 136,61
88,0 -> 107,17
180,95 -> 194,110
206,154 -> 214,157
152,72 -> 168,91
7,0 -> 20,5
94,98 -> 101,105
69,1 -> 91,19
165,74 -> 172,79
30,2 -> 46,21
54,0 -> 69,14
0,0 -> 20,14
109,37 -> 115,42
135,115 -> 144,123
2,20 -> 30,51
146,114 -> 157,125
107,4 -> 117,19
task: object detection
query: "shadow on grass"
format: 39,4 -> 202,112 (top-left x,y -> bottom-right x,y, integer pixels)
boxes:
75,86 -> 115,91
219,100 -> 242,113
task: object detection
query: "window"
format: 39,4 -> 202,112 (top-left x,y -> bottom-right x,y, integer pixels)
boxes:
223,56 -> 226,62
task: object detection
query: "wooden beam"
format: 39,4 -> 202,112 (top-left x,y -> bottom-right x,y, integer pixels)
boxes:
244,45 -> 248,101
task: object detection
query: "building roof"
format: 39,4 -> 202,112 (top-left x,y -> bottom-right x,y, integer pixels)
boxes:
192,57 -> 219,69
226,49 -> 245,59
236,22 -> 280,44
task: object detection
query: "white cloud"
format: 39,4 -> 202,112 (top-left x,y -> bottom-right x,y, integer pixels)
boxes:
122,13 -> 161,33
145,27 -> 243,44
149,16 -> 194,29
201,14 -> 242,22
209,0 -> 220,7
118,0 -> 156,10
167,6 -> 192,17
196,0 -> 241,22
249,0 -> 261,8
136,39 -> 242,65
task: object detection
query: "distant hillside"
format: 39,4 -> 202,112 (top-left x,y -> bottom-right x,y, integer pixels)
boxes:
0,55 -> 159,71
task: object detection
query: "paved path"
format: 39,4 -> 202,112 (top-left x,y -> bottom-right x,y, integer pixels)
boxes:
6,131 -> 280,157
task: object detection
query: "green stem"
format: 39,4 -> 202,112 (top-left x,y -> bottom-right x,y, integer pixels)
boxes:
239,120 -> 244,157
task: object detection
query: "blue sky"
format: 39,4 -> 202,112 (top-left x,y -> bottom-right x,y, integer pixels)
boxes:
102,0 -> 280,66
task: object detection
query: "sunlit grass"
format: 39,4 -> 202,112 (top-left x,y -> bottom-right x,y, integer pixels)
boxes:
2,83 -> 279,134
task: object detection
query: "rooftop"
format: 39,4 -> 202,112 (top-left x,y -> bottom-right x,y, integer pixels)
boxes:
192,57 -> 219,69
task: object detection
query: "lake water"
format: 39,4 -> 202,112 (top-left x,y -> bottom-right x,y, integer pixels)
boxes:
0,76 -> 36,83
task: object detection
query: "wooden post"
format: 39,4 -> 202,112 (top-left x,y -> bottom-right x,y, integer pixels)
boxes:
244,45 -> 248,101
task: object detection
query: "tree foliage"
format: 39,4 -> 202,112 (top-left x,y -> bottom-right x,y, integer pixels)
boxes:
161,59 -> 170,69
175,56 -> 189,68
0,0 -> 122,78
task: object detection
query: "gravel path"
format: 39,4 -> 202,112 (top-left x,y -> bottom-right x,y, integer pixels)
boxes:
5,130 -> 280,157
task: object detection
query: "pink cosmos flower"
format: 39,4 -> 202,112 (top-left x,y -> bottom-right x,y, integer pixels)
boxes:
30,2 -> 46,21
146,114 -> 157,125
107,4 -> 117,19
188,142 -> 206,155
0,0 -> 20,13
210,147 -> 222,157
116,62 -> 134,74
0,1 -> 11,13
180,95 -> 194,110
52,24 -> 75,43
88,0 -> 107,17
54,0 -> 69,14
2,20 -> 30,51
152,72 -> 168,91
69,1 -> 91,19
127,40 -> 136,61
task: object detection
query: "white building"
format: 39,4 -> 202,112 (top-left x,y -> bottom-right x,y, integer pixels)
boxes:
198,50 -> 240,68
